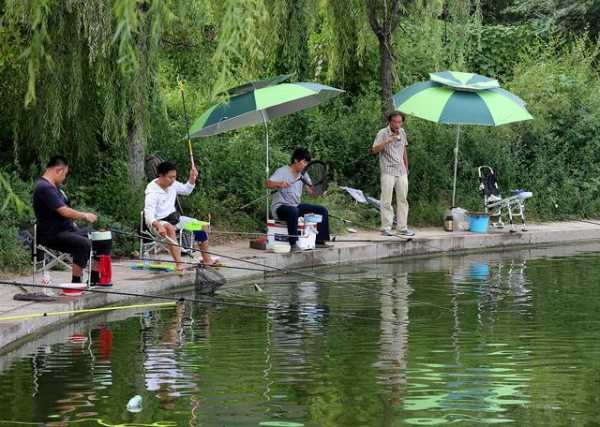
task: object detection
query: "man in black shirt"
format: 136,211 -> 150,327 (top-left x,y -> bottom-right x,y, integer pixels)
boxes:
32,156 -> 98,284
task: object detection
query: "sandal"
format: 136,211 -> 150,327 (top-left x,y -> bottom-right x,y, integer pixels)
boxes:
200,256 -> 222,267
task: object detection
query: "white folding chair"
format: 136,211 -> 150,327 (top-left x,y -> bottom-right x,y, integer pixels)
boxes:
139,211 -> 194,259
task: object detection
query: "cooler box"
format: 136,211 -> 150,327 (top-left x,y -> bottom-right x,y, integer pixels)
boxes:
266,219 -> 317,251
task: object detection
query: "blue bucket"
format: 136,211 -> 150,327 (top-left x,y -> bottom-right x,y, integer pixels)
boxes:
468,213 -> 489,233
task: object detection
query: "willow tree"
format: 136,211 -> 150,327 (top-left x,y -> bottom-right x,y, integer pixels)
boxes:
316,0 -> 412,120
365,0 -> 413,120
3,0 -> 174,186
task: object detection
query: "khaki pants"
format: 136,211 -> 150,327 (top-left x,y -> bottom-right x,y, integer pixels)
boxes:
380,174 -> 409,231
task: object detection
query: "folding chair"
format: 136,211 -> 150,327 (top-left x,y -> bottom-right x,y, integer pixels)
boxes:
138,211 -> 195,259
26,222 -> 91,288
478,166 -> 533,232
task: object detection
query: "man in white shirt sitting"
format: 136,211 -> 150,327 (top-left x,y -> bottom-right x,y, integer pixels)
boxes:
144,161 -> 218,271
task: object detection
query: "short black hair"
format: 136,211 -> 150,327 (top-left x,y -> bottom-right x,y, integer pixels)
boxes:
157,161 -> 177,176
47,155 -> 69,168
290,148 -> 311,164
387,111 -> 406,123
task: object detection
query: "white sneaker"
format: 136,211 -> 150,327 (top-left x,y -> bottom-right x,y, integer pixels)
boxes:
381,229 -> 395,237
398,228 -> 415,237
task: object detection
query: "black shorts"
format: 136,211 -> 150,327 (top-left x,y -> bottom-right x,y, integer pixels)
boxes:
40,228 -> 92,268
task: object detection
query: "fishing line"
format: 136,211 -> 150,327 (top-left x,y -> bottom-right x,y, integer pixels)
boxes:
132,257 -> 268,273
111,229 -> 451,310
0,280 -> 408,327
236,160 -> 328,211
573,219 -> 600,227
114,228 -> 404,301
328,215 -> 449,252
111,228 -> 343,285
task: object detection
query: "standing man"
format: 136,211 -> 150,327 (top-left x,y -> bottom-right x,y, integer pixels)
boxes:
267,148 -> 332,251
32,156 -> 100,284
371,112 -> 415,237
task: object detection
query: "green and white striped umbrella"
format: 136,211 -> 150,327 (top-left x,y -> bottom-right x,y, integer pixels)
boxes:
392,78 -> 533,206
189,82 -> 344,139
430,71 -> 500,91
393,81 -> 532,126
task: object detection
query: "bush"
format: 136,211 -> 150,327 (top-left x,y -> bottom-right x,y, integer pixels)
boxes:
0,172 -> 31,273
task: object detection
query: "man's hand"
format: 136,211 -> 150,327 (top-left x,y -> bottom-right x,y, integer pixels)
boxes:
82,212 -> 97,223
387,133 -> 399,144
279,181 -> 290,189
189,164 -> 198,184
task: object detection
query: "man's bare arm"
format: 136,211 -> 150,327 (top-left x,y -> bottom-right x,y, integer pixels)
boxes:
56,206 -> 97,223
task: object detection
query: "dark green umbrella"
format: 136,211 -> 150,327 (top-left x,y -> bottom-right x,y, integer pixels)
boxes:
189,81 -> 344,218
393,75 -> 533,206
189,82 -> 343,138
217,73 -> 293,97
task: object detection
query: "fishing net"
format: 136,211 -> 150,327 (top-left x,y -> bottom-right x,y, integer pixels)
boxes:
301,160 -> 328,196
195,266 -> 226,295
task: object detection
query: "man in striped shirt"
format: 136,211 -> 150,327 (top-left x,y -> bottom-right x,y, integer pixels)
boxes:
371,111 -> 415,237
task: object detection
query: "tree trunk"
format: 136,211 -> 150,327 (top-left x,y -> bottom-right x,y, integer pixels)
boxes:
126,5 -> 152,188
365,0 -> 403,123
378,33 -> 395,122
127,117 -> 146,187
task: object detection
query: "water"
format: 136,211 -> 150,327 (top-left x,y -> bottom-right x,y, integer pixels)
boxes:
2,242 -> 600,426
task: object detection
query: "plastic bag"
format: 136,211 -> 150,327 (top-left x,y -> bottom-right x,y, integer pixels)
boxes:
451,207 -> 470,231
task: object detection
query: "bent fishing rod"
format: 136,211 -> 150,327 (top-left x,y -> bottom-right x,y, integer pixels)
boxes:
0,280 -> 407,327
110,228 -> 451,306
328,213 -> 413,242
111,228 -> 343,286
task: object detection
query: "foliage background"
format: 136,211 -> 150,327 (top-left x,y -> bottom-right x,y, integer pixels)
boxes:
1,0 -> 600,271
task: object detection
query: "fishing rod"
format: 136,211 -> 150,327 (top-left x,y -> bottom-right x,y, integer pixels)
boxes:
327,213 -> 451,252
177,76 -> 195,168
111,228 -> 344,286
0,280 -> 270,310
119,228 -> 402,303
132,257 -> 268,273
573,218 -> 600,227
0,280 -> 408,327
114,228 -> 405,299
328,213 -> 413,241
330,239 -> 411,243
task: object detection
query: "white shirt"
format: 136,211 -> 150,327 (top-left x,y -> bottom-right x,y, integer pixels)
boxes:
144,179 -> 195,226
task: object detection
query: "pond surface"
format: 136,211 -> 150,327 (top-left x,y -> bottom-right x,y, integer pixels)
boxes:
2,243 -> 600,426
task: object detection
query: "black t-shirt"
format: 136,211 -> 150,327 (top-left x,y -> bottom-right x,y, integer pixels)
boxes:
32,177 -> 75,240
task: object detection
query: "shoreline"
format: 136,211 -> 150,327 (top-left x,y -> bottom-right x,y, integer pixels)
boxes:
2,220 -> 600,352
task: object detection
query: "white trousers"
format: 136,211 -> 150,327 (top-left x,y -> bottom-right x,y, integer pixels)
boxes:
380,174 -> 409,230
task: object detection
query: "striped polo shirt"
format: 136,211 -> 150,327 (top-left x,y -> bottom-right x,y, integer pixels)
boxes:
372,126 -> 408,176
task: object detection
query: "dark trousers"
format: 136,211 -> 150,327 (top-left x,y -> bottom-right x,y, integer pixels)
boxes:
40,228 -> 91,269
276,203 -> 330,245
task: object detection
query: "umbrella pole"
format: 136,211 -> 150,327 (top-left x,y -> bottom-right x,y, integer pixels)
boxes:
452,125 -> 461,207
261,111 -> 270,224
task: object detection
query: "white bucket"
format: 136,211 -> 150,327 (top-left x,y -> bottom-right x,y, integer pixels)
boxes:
266,220 -> 317,250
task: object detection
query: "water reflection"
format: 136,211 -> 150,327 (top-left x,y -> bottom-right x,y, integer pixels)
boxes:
403,254 -> 532,424
4,243 -> 600,425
